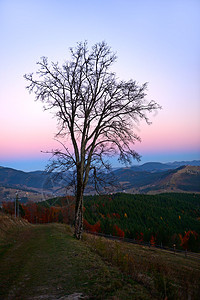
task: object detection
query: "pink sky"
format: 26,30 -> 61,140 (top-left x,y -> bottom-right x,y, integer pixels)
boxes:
0,0 -> 200,171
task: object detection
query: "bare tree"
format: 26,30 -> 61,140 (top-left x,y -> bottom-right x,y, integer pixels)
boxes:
24,41 -> 160,239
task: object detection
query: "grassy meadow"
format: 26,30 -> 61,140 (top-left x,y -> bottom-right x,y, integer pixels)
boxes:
0,214 -> 199,299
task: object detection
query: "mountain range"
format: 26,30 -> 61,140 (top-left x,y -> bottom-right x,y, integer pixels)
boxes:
116,165 -> 200,194
130,160 -> 200,172
0,160 -> 200,202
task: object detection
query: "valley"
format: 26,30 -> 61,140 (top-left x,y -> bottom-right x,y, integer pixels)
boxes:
0,161 -> 200,204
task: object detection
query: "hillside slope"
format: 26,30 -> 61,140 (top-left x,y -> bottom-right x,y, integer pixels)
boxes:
0,212 -> 31,237
116,166 -> 200,193
0,219 -> 199,299
0,221 -> 152,300
154,165 -> 200,192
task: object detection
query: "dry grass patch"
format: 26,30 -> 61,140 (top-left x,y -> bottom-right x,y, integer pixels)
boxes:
83,233 -> 200,299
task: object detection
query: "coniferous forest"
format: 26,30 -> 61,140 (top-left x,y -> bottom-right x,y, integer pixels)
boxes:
83,193 -> 200,251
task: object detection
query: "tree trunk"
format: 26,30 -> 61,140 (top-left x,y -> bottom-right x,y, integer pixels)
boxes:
74,174 -> 84,239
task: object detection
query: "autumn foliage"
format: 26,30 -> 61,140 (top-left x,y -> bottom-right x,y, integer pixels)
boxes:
83,219 -> 101,233
179,230 -> 198,250
113,224 -> 125,238
150,235 -> 156,246
2,200 -> 75,225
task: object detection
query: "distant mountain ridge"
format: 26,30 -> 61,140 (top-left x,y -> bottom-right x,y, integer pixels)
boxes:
114,165 -> 200,194
130,160 -> 200,172
0,166 -> 48,189
0,160 -> 200,201
167,160 -> 200,167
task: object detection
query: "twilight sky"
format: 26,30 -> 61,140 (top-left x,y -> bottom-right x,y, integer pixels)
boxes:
0,0 -> 200,171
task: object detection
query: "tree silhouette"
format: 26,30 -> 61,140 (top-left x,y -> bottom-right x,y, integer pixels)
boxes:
24,41 -> 160,239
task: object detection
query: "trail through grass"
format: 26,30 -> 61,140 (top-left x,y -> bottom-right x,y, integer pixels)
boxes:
0,223 -> 152,299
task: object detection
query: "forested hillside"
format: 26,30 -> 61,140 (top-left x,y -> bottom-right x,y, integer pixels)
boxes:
83,193 -> 200,251
3,193 -> 199,252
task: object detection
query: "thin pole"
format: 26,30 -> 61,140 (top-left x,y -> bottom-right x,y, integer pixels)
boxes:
15,194 -> 17,217
15,191 -> 18,218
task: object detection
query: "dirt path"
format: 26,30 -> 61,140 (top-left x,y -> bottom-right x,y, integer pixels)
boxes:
0,224 -> 151,299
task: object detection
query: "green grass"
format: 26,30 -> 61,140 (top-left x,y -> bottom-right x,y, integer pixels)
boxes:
0,223 -> 152,299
